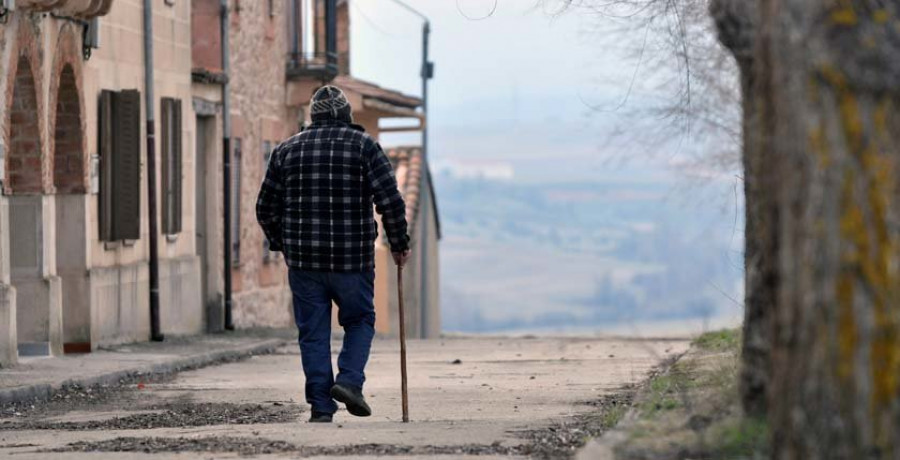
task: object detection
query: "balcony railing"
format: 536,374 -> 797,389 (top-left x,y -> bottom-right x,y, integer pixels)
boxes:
286,51 -> 339,81
14,0 -> 112,18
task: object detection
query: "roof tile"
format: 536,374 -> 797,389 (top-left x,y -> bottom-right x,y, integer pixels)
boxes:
386,146 -> 425,237
333,75 -> 422,109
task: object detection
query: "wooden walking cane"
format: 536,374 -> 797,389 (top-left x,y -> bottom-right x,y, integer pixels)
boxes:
397,264 -> 410,423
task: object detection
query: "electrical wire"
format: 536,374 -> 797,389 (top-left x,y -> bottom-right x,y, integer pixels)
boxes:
456,0 -> 499,20
352,0 -> 406,38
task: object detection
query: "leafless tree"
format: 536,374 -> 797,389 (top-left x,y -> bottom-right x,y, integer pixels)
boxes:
554,0 -> 741,172
546,0 -> 771,419
707,0 -> 771,421
556,0 -> 900,455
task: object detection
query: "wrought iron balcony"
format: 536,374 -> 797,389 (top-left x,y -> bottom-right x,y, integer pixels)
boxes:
286,51 -> 339,82
14,0 -> 112,18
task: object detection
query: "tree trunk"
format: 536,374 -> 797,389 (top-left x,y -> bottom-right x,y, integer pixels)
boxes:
756,0 -> 900,456
709,0 -> 773,419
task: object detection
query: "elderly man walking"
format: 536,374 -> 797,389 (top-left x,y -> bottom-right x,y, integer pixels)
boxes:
256,85 -> 411,423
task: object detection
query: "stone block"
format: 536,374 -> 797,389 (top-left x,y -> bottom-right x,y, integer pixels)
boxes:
89,262 -> 151,347
0,283 -> 17,367
159,255 -> 203,335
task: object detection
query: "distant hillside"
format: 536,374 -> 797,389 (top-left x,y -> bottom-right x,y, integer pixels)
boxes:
435,173 -> 744,333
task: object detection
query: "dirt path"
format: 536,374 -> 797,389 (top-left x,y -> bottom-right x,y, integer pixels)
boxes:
0,336 -> 688,459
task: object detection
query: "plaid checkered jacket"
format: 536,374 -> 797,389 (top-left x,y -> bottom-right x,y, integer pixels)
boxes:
256,119 -> 410,272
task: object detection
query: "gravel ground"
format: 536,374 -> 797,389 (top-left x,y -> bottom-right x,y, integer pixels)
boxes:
520,391 -> 636,459
0,402 -> 303,431
1,342 -> 284,419
47,436 -> 525,457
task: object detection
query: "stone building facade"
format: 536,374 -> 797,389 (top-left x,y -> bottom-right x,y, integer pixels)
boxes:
0,0 -> 439,367
0,0 -> 203,366
192,0 -> 440,337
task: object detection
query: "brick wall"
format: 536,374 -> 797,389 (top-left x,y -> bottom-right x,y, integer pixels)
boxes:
192,0 -> 223,72
337,1 -> 350,73
52,66 -> 84,194
49,24 -> 87,195
7,56 -> 42,194
4,20 -> 45,196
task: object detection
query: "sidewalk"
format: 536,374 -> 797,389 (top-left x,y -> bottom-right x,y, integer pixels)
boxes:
1,335 -> 689,459
0,329 -> 295,406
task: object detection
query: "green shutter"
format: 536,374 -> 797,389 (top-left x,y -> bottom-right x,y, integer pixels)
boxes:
111,89 -> 141,241
232,139 -> 241,265
173,98 -> 183,234
98,90 -> 114,241
161,97 -> 184,235
161,98 -> 171,234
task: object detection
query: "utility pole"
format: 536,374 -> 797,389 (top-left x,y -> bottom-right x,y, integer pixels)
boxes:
385,0 -> 435,337
420,20 -> 433,162
386,1 -> 434,162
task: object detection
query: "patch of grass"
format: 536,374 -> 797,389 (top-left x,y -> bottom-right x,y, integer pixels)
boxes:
598,400 -> 629,429
693,329 -> 741,352
639,363 -> 695,416
710,417 -> 769,458
609,332 -> 768,460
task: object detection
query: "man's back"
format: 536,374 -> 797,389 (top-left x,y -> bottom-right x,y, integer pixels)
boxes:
256,84 -> 410,423
256,119 -> 409,272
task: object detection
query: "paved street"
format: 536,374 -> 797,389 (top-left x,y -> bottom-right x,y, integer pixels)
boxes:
0,336 -> 687,459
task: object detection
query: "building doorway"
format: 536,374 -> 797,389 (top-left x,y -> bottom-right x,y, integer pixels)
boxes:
195,115 -> 222,332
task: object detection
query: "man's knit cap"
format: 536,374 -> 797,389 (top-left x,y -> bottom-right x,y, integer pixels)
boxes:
311,85 -> 352,121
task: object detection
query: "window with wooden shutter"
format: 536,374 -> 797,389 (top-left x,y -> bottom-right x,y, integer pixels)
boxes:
98,90 -> 114,241
98,89 -> 141,242
231,138 -> 242,265
161,97 -> 183,235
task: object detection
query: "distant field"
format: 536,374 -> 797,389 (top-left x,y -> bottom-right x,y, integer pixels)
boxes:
435,174 -> 744,333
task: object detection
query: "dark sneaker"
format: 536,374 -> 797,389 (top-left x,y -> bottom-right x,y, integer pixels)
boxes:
309,412 -> 333,423
330,383 -> 372,417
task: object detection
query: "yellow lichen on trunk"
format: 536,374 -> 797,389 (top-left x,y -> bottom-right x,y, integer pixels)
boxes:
834,86 -> 900,449
867,98 -> 900,446
830,0 -> 858,25
837,170 -> 860,382
834,79 -> 864,385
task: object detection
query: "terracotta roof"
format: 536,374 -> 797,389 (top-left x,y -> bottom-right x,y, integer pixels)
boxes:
333,75 -> 422,110
385,146 -> 441,240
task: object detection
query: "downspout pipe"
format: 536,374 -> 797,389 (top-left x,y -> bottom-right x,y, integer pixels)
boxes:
325,0 -> 336,69
290,0 -> 299,60
221,0 -> 235,330
143,0 -> 164,341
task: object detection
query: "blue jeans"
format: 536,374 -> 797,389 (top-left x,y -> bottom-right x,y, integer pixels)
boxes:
288,269 -> 376,415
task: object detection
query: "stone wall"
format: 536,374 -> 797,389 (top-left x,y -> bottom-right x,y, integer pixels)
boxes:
0,15 -> 79,362
82,0 -> 203,344
226,0 -> 295,328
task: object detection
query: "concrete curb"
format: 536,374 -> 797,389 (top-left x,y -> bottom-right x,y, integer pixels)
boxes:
0,338 -> 290,406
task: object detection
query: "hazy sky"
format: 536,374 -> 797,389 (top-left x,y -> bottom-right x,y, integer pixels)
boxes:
347,1 -> 745,333
348,0 -> 657,182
